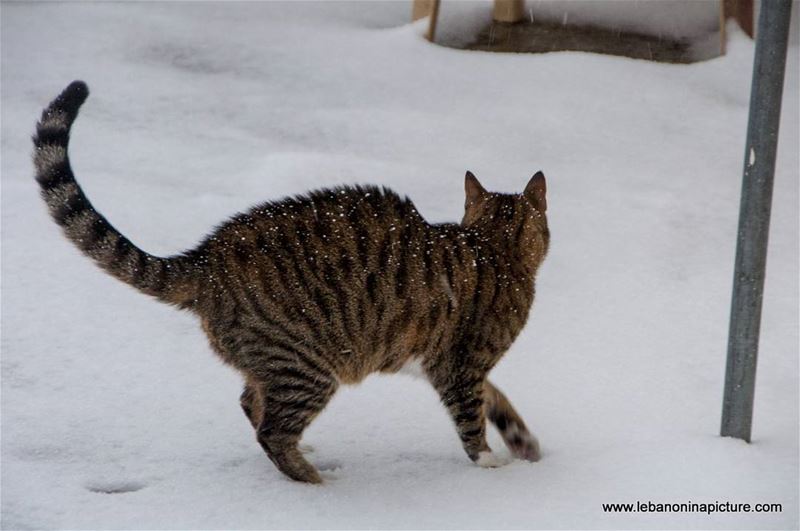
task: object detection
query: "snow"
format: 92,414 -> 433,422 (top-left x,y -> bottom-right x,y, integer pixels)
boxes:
2,1 -> 798,529
475,450 -> 511,468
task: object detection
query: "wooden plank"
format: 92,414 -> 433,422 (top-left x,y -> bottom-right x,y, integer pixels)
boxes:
412,0 -> 435,22
724,0 -> 754,37
412,0 -> 440,42
493,0 -> 524,23
427,0 -> 441,42
720,0 -> 727,55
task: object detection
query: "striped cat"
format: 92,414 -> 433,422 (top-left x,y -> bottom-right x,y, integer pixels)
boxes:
33,81 -> 550,483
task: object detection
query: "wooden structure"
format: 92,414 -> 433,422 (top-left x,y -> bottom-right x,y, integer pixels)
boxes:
413,0 -> 524,42
492,0 -> 525,23
720,0 -> 755,54
414,0 -> 753,55
724,0 -> 755,36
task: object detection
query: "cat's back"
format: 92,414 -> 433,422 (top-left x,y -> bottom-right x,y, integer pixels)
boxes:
201,184 -> 433,306
206,184 -> 425,258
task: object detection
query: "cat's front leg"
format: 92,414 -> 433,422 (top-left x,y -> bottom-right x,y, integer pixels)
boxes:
430,371 -> 509,468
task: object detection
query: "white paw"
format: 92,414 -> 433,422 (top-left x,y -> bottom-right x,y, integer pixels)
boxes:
475,451 -> 511,468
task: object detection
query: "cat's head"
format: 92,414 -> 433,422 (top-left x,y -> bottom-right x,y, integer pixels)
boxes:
461,171 -> 549,263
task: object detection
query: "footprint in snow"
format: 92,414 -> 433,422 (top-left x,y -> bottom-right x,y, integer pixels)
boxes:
314,459 -> 342,472
85,480 -> 146,494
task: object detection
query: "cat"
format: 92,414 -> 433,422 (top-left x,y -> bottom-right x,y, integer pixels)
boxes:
33,81 -> 550,484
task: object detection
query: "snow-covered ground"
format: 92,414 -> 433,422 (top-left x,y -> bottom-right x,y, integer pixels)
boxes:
2,2 -> 797,529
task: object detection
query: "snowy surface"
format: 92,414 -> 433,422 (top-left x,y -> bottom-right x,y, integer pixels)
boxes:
2,2 -> 798,529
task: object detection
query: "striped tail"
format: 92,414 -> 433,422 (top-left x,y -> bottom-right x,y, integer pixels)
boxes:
33,81 -> 198,308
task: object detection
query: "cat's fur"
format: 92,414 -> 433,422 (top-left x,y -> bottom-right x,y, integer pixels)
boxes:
33,81 -> 550,483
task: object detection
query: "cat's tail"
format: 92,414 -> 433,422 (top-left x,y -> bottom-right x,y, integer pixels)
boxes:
32,81 -> 199,309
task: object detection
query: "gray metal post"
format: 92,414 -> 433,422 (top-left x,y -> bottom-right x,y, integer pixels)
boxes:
721,0 -> 793,442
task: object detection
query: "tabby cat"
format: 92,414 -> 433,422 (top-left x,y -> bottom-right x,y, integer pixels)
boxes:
33,81 -> 550,484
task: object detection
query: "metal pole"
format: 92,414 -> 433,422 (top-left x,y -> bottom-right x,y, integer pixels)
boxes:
721,0 -> 793,442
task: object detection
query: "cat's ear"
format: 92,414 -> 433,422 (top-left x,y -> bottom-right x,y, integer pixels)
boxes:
465,171 -> 488,205
524,171 -> 547,212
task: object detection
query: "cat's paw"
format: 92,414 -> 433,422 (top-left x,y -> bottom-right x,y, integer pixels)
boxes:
475,451 -> 511,468
506,427 -> 541,462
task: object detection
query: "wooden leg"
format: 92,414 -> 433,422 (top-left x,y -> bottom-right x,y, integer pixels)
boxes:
723,0 -> 754,37
412,0 -> 441,43
427,0 -> 441,42
493,0 -> 524,23
720,0 -> 727,55
412,0 -> 435,22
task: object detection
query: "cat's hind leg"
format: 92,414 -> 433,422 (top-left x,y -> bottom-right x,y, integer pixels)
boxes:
484,380 -> 541,462
240,379 -> 313,452
239,379 -> 261,429
253,358 -> 338,484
